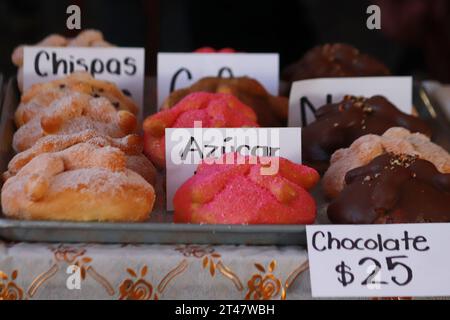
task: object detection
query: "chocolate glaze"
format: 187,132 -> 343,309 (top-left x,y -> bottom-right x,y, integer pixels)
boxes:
282,43 -> 390,82
302,95 -> 431,172
328,153 -> 450,224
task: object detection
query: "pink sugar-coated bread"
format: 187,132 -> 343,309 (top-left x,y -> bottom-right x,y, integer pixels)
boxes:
143,92 -> 259,169
173,153 -> 319,224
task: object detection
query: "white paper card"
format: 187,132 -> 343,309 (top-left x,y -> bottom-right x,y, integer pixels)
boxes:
157,53 -> 279,107
288,76 -> 412,127
23,47 -> 145,109
306,224 -> 450,297
165,127 -> 301,210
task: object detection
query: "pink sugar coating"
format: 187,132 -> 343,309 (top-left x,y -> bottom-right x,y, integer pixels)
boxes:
199,175 -> 315,224
144,92 -> 259,168
154,92 -> 259,128
173,109 -> 211,127
174,152 -> 318,225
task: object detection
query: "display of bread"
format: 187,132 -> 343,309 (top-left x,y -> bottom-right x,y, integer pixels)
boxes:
4,37 -> 450,229
144,92 -> 259,169
174,152 -> 319,224
13,91 -> 137,152
302,95 -> 431,172
1,70 -> 156,222
1,143 -> 155,222
327,153 -> 450,224
15,72 -> 138,127
12,30 -> 114,92
322,127 -> 450,198
161,76 -> 288,127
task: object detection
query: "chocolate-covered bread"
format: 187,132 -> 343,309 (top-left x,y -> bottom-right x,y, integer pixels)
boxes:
302,95 -> 431,172
328,153 -> 450,224
282,43 -> 390,82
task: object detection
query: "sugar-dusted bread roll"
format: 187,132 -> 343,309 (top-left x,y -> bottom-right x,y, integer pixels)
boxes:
5,130 -> 156,185
1,143 -> 155,222
13,92 -> 137,152
16,72 -> 137,127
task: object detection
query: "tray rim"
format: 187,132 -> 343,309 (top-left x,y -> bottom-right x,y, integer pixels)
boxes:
0,218 -> 307,233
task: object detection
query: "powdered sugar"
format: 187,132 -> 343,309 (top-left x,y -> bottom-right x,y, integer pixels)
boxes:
49,168 -> 151,195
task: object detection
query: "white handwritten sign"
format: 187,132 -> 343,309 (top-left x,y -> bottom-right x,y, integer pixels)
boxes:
306,224 -> 450,297
288,76 -> 412,127
157,53 -> 279,108
23,47 -> 145,109
165,127 -> 301,210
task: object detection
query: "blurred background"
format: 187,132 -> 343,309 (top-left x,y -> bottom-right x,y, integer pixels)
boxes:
0,0 -> 449,81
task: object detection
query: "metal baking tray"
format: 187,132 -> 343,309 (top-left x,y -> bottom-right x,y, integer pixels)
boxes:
0,78 -> 448,245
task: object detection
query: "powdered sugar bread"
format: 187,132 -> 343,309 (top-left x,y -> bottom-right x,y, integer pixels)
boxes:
323,127 -> 450,198
13,92 -> 137,152
1,143 -> 155,222
5,130 -> 156,185
15,72 -> 138,126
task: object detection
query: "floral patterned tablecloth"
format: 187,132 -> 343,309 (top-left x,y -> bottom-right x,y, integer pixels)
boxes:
0,242 -> 312,300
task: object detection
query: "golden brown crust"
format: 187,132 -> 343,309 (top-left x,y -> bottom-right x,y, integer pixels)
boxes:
162,76 -> 288,127
1,143 -> 155,222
